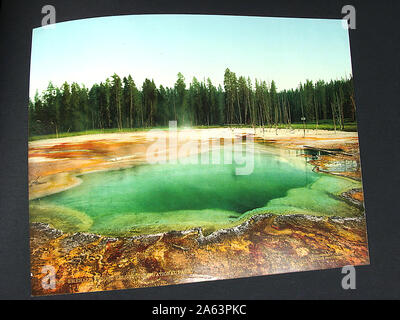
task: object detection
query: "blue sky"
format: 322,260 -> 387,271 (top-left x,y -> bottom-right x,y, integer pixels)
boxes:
29,14 -> 352,98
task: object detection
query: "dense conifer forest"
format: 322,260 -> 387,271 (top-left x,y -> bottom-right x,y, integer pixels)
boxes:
29,68 -> 356,136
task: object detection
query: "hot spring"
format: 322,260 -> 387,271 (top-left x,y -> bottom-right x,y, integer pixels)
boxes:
30,145 -> 362,236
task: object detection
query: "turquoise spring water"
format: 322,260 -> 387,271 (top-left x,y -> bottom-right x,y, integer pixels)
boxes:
30,146 -> 362,236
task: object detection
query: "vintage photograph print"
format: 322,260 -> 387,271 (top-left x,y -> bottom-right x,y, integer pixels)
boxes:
29,14 -> 369,295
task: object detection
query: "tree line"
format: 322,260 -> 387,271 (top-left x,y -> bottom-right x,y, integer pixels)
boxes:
28,68 -> 356,136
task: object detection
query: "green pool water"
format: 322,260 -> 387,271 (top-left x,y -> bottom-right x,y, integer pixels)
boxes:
30,146 -> 362,236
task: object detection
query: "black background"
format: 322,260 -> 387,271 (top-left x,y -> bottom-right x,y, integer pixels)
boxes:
0,0 -> 399,300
